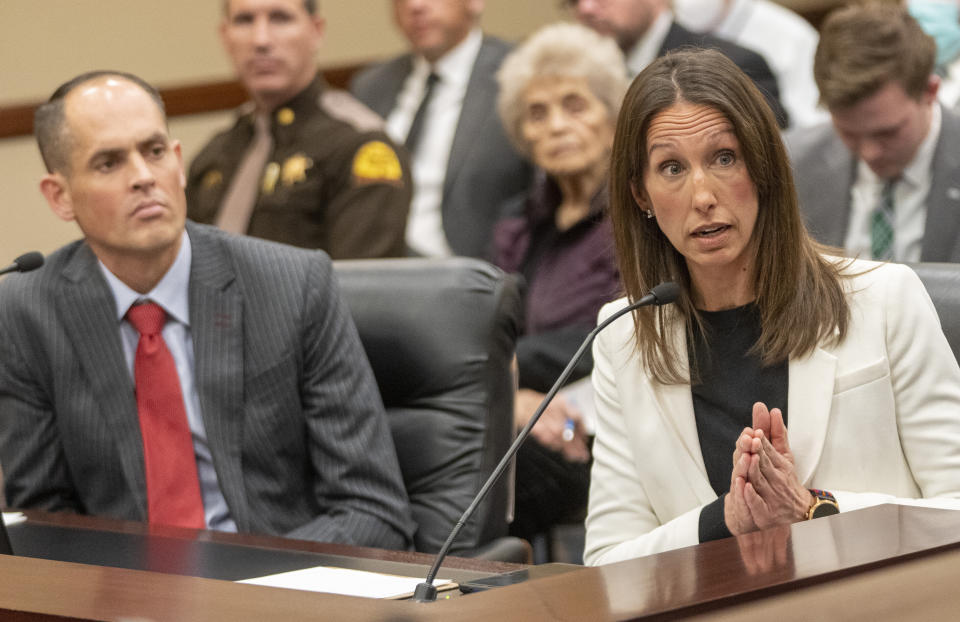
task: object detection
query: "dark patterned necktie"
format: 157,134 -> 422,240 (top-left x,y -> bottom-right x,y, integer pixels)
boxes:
404,72 -> 440,155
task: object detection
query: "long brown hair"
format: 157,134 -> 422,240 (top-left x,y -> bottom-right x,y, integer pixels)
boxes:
609,48 -> 849,384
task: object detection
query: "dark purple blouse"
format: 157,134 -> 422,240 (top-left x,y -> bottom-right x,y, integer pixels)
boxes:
493,171 -> 621,337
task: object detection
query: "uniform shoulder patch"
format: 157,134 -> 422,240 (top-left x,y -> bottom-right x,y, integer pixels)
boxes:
352,141 -> 404,185
320,90 -> 386,133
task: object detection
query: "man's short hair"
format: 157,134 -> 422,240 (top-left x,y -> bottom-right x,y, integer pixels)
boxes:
222,0 -> 318,15
814,2 -> 935,110
34,70 -> 166,174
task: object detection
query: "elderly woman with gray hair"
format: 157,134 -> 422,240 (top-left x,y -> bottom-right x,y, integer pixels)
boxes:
492,23 -> 627,553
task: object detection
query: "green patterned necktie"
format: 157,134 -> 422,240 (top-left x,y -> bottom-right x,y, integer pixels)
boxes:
870,180 -> 896,261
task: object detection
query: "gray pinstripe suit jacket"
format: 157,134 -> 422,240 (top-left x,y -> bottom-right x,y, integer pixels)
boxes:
0,222 -> 415,549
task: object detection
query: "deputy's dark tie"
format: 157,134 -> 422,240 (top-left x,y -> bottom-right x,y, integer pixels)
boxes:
871,179 -> 896,261
127,302 -> 205,529
404,72 -> 440,155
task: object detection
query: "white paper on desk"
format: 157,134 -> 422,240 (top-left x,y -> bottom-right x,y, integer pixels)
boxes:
238,566 -> 453,599
559,376 -> 597,435
1,512 -> 26,526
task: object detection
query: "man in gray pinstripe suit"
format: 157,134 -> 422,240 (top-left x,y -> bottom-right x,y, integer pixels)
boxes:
0,71 -> 415,549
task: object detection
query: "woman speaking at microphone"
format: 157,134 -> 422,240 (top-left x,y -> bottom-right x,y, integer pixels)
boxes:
584,48 -> 960,565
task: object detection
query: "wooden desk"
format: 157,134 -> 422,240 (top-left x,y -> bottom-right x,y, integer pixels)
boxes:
2,504 -> 959,621
10,509 -> 521,581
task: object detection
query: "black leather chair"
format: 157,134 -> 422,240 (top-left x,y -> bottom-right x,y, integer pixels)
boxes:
911,263 -> 960,364
334,257 -> 525,560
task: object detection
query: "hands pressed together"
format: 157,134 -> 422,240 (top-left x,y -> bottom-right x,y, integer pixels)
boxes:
724,402 -> 814,536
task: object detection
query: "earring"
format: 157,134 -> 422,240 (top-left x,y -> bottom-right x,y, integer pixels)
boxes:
645,209 -> 655,219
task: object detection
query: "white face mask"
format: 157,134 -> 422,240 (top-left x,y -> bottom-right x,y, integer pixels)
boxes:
672,0 -> 732,34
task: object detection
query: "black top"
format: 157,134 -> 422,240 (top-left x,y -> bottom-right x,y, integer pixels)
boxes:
690,304 -> 789,541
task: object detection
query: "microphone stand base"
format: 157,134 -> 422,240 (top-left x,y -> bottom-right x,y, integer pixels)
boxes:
413,582 -> 438,603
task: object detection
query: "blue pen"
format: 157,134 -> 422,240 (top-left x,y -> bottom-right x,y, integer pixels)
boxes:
562,418 -> 575,442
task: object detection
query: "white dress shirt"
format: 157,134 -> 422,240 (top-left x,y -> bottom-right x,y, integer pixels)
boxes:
845,104 -> 942,262
940,55 -> 960,109
701,0 -> 827,128
99,231 -> 237,531
625,11 -> 674,78
385,28 -> 483,257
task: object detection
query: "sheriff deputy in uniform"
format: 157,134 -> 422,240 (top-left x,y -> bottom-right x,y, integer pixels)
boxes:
186,0 -> 411,258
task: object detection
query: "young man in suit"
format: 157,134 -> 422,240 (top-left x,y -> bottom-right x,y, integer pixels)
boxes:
186,0 -> 411,259
787,2 -> 960,263
568,0 -> 787,126
351,0 -> 533,258
0,71 -> 415,549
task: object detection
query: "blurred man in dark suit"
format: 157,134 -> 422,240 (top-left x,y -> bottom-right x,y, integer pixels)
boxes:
351,0 -> 533,258
569,0 -> 788,126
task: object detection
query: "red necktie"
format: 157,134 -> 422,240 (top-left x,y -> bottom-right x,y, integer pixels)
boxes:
127,302 -> 205,529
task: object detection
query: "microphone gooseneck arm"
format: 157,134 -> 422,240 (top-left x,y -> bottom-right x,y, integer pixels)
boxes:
413,281 -> 679,603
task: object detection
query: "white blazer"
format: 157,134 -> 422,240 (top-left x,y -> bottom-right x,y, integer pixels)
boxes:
584,260 -> 960,566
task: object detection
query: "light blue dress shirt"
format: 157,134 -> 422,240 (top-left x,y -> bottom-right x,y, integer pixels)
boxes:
98,232 -> 237,532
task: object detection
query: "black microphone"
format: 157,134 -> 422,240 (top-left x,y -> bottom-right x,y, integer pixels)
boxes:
413,281 -> 680,602
0,252 -> 44,277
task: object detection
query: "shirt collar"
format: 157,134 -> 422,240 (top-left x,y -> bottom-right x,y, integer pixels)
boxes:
237,75 -> 325,132
412,27 -> 483,88
99,230 -> 192,326
714,0 -> 750,39
626,11 -> 674,77
902,102 -> 941,188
